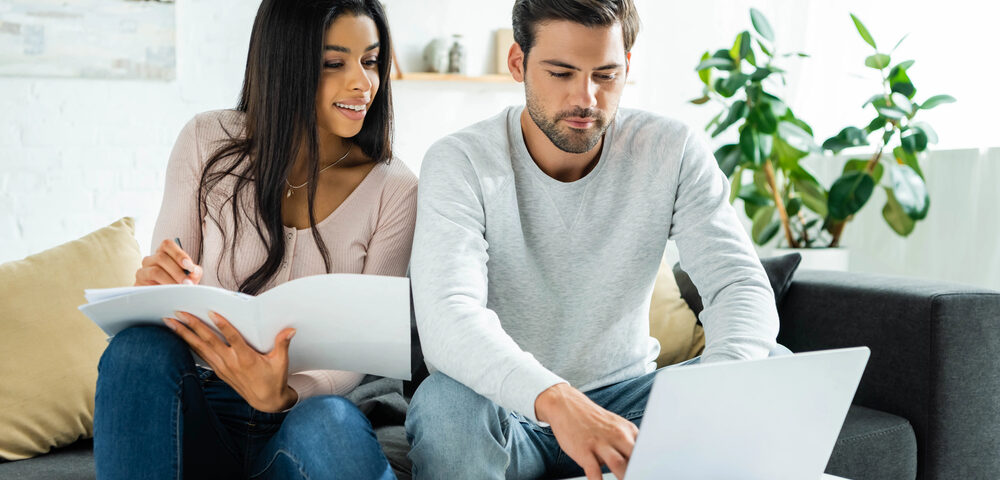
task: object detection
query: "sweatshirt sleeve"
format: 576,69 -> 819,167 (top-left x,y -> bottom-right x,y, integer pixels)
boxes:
151,116 -> 204,262
668,130 -> 779,363
410,139 -> 565,423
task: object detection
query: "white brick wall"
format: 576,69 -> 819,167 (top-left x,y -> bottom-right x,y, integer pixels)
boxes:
0,0 -> 257,260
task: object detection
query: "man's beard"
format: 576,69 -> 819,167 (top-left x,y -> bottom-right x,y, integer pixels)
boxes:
525,84 -> 611,154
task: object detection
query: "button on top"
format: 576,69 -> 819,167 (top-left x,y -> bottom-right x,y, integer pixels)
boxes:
286,232 -> 294,240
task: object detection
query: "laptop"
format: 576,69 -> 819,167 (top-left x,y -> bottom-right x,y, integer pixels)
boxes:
569,347 -> 869,480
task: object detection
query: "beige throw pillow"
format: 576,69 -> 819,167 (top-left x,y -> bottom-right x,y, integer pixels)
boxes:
0,217 -> 141,460
649,257 -> 705,368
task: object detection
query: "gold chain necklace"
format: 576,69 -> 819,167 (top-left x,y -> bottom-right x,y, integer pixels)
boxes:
285,144 -> 352,198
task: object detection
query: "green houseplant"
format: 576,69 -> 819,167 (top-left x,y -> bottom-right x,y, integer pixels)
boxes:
692,10 -> 954,249
819,14 -> 955,245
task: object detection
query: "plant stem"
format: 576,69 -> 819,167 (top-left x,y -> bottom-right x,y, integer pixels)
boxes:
798,211 -> 810,246
828,220 -> 846,248
763,160 -> 798,248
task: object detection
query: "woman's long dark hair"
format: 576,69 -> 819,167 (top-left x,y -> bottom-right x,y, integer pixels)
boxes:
197,0 -> 394,295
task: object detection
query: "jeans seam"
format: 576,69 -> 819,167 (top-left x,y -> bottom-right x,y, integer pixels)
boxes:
173,372 -> 197,480
249,448 -> 309,479
621,409 -> 645,421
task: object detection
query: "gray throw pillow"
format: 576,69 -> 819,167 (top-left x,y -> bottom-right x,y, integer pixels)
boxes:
672,253 -> 802,318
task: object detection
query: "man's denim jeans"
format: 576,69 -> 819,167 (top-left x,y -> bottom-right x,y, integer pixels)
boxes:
94,326 -> 396,480
405,344 -> 792,479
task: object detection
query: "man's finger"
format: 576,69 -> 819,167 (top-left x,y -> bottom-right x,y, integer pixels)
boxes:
595,445 -> 628,480
578,454 -> 604,480
609,421 -> 638,460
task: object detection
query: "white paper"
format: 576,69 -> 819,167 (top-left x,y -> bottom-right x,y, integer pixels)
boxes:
79,274 -> 411,380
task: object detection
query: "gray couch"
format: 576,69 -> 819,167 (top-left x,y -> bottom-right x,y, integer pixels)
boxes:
2,270 -> 998,479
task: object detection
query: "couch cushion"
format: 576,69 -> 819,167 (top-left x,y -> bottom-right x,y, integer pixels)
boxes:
0,439 -> 95,480
0,218 -> 141,460
649,256 -> 704,367
826,404 -> 917,480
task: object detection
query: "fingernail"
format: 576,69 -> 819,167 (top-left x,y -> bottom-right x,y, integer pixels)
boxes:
173,312 -> 187,323
162,317 -> 175,330
193,265 -> 202,276
182,259 -> 195,271
182,279 -> 193,285
288,330 -> 296,340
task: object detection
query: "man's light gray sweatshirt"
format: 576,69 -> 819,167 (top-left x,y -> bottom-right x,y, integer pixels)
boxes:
410,106 -> 779,423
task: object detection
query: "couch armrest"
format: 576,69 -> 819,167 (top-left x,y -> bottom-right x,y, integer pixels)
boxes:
777,270 -> 1000,480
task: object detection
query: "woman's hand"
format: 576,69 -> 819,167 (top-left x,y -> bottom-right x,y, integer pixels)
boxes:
163,310 -> 299,413
135,239 -> 203,286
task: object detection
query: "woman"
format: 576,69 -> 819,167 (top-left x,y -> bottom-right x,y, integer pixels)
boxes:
93,1 -> 414,478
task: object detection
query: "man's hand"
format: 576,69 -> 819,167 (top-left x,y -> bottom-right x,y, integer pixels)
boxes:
535,383 -> 638,480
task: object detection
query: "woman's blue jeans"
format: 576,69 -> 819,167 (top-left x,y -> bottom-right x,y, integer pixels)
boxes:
93,325 -> 396,480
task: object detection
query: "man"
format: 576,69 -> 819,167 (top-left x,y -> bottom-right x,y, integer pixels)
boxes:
406,1 -> 784,479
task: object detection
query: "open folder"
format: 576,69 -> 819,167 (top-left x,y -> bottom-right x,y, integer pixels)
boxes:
78,274 -> 411,380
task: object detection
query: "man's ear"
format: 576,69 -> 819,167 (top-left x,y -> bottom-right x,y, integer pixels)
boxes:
508,43 -> 526,82
625,52 -> 632,75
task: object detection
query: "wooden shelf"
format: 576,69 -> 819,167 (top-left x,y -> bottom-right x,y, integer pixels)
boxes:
396,72 -> 516,83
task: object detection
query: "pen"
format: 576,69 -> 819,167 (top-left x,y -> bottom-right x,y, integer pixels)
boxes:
173,237 -> 190,276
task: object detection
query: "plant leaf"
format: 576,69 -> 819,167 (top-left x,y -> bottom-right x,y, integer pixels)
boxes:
893,145 -> 924,179
891,34 -> 911,54
712,100 -> 747,136
891,93 -> 913,114
714,73 -> 749,98
790,169 -> 829,218
730,31 -> 752,61
698,52 -> 712,85
850,13 -> 877,49
901,129 -> 929,153
751,206 -> 781,246
751,67 -> 774,82
715,144 -> 742,177
757,39 -> 773,57
865,53 -> 891,69
865,116 -> 887,133
882,188 -> 916,236
876,105 -> 907,120
750,103 -> 778,134
843,158 -> 884,184
740,126 -> 761,165
689,95 -> 711,105
828,171 -> 876,220
778,121 -> 818,152
786,197 -> 803,217
696,57 -> 735,71
822,127 -> 870,153
750,8 -> 775,43
910,121 -> 939,144
888,65 -> 916,99
919,94 -> 956,110
888,164 -> 929,220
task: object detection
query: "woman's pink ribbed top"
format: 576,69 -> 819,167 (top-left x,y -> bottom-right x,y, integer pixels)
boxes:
151,109 -> 417,403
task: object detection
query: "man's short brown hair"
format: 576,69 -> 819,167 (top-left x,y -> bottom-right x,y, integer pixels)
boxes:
511,0 -> 640,59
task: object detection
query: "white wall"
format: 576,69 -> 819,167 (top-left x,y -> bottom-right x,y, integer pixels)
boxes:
1,0 -> 997,289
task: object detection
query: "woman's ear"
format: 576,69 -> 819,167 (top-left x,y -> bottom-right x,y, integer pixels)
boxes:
508,43 -> 526,82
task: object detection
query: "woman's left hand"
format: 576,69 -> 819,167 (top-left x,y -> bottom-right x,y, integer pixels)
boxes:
164,311 -> 298,413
